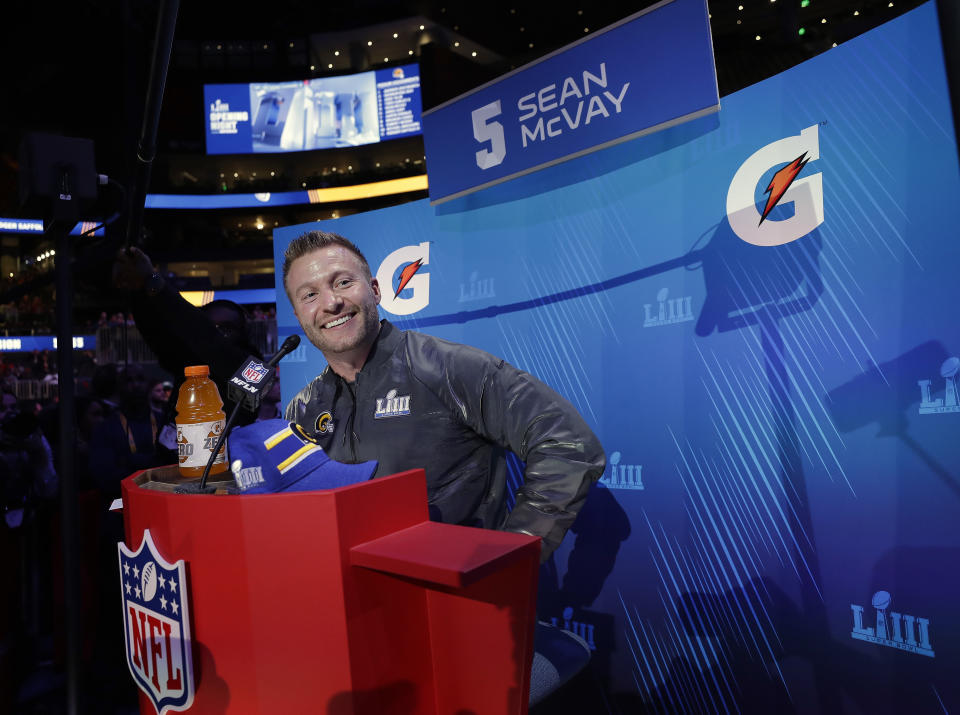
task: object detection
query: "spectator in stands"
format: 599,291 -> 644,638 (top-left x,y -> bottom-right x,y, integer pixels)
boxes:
74,397 -> 105,491
92,364 -> 121,416
0,388 -> 57,526
0,391 -> 16,425
147,378 -> 168,423
88,366 -> 160,497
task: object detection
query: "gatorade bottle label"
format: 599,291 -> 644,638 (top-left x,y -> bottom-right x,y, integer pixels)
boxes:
177,419 -> 227,468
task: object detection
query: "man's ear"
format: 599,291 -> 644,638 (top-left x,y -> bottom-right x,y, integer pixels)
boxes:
370,277 -> 381,305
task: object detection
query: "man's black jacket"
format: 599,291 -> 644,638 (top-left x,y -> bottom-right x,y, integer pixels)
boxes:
284,320 -> 605,561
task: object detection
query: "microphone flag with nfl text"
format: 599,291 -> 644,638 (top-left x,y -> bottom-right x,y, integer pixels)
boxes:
227,334 -> 300,411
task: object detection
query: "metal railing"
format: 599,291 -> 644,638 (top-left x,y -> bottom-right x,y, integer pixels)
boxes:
12,379 -> 60,401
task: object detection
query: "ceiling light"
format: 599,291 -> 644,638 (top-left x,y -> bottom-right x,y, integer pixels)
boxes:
583,27 -> 589,32
384,57 -> 389,62
756,34 -> 761,40
472,51 -> 477,56
328,64 -> 333,68
334,50 -> 339,56
408,50 -> 414,55
367,40 -> 372,46
854,10 -> 859,15
393,33 -> 398,38
738,4 -> 743,9
454,41 -> 460,47
821,17 -> 827,23
309,65 -> 314,70
419,25 -> 425,30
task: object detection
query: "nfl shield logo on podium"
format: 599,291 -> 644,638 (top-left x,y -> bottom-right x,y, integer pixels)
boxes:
118,529 -> 195,714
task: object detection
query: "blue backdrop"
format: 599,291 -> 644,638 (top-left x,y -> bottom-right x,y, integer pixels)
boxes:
275,4 -> 959,711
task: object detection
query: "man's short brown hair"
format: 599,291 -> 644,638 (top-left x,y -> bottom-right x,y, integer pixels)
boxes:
281,231 -> 371,297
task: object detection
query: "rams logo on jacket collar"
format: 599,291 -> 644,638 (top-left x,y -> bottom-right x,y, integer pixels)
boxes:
314,412 -> 334,435
374,389 -> 411,419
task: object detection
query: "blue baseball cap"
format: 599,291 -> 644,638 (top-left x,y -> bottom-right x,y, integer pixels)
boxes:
228,419 -> 377,494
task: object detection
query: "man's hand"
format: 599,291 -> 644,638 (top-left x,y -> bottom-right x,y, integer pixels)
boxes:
113,247 -> 155,293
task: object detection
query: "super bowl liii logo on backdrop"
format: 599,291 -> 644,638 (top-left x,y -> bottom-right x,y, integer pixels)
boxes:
918,356 -> 960,415
598,451 -> 643,490
643,287 -> 694,328
850,590 -> 934,658
118,530 -> 195,713
458,270 -> 496,303
550,607 -> 597,650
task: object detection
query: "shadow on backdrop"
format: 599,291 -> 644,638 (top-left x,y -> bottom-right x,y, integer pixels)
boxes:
538,483 -> 631,688
826,341 -> 960,501
660,213 -> 840,711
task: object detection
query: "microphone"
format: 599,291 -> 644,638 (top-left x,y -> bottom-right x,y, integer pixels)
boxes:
187,335 -> 302,493
227,334 -> 301,412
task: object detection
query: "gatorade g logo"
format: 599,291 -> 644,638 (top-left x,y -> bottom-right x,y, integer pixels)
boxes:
377,242 -> 430,316
726,124 -> 823,247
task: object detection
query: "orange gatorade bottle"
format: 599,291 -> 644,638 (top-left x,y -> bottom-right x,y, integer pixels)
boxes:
176,365 -> 228,478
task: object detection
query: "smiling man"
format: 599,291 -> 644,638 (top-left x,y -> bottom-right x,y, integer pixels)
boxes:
282,230 -> 604,562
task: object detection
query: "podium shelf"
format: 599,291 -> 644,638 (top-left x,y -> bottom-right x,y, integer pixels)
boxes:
350,521 -> 540,588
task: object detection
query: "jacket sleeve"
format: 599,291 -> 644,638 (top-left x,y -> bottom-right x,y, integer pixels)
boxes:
414,338 -> 606,561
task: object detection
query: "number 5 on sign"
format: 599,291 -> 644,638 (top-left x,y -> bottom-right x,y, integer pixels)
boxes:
472,101 -> 506,169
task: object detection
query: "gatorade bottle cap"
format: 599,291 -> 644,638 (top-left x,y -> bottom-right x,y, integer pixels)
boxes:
184,365 -> 210,377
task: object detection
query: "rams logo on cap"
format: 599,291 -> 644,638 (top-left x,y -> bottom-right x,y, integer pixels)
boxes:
290,422 -> 322,445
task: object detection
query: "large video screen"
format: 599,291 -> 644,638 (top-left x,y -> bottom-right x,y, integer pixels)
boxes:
204,64 -> 422,155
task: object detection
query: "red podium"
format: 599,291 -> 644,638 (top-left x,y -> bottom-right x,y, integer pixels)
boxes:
120,467 -> 540,715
